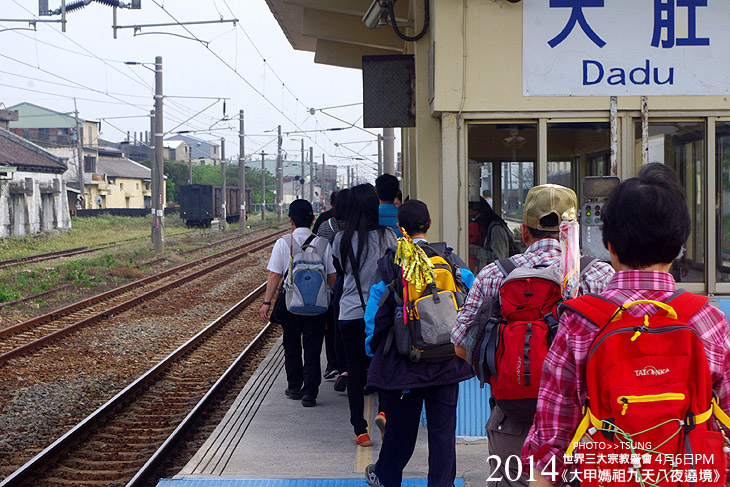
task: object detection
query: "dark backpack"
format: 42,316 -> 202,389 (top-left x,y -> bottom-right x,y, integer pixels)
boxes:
462,255 -> 598,419
485,221 -> 520,257
381,243 -> 469,363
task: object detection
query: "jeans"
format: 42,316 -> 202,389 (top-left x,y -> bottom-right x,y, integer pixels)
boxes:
375,384 -> 459,487
338,318 -> 370,436
281,314 -> 326,398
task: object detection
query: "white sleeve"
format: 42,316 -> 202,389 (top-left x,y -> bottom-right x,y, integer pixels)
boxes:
266,238 -> 287,275
323,241 -> 336,274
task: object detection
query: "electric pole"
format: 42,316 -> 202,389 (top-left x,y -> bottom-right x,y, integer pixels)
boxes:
309,147 -> 314,203
300,139 -> 305,200
188,144 -> 193,184
276,125 -> 283,222
261,151 -> 266,221
239,110 -> 245,235
377,134 -> 383,176
321,154 -> 326,205
383,127 -> 395,175
221,137 -> 228,231
150,109 -> 157,244
73,98 -> 85,210
153,56 -> 164,253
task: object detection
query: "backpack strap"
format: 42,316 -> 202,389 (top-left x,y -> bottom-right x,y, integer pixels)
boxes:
662,289 -> 708,323
347,247 -> 367,312
494,257 -> 516,277
559,294 -> 622,329
288,233 -> 317,283
579,256 -> 599,278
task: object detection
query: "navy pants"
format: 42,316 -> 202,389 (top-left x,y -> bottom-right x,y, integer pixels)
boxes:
281,313 -> 326,398
338,318 -> 370,436
374,384 -> 459,487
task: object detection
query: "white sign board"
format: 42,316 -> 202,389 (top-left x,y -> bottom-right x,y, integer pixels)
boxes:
523,0 -> 730,96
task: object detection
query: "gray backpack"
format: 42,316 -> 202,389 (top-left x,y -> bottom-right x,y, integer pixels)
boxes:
283,233 -> 330,316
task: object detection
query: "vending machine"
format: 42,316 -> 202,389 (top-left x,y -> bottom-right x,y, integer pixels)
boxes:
579,176 -> 620,262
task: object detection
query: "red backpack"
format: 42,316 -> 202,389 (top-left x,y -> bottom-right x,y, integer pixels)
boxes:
562,291 -> 730,487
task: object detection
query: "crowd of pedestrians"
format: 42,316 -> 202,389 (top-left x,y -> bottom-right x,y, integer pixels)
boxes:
259,165 -> 730,487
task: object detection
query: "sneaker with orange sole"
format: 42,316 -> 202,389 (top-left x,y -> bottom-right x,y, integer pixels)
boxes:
355,433 -> 371,447
374,412 -> 386,439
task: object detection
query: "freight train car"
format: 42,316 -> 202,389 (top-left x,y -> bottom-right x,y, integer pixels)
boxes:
179,184 -> 252,227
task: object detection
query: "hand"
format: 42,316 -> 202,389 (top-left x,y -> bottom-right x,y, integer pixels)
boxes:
259,303 -> 270,322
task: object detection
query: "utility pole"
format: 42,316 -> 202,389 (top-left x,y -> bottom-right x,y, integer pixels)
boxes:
261,151 -> 266,221
347,165 -> 351,189
309,147 -> 314,202
239,110 -> 245,235
377,134 -> 383,176
321,154 -> 327,204
300,139 -> 305,200
221,137 -> 228,231
383,127 -> 395,175
153,56 -> 164,253
150,109 -> 157,244
188,144 -> 193,184
73,98 -> 85,210
276,125 -> 283,222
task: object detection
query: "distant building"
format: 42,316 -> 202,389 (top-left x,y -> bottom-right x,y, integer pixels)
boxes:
166,135 -> 220,166
0,126 -> 71,238
84,148 -> 163,209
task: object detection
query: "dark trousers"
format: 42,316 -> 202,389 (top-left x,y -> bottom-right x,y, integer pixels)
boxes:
338,318 -> 370,436
486,406 -> 530,487
323,305 -> 341,372
375,384 -> 459,487
281,313 -> 326,398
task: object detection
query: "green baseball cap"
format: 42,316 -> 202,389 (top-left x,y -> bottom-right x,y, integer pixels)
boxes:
523,184 -> 577,231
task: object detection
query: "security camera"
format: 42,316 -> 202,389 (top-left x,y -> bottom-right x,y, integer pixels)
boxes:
363,0 -> 392,29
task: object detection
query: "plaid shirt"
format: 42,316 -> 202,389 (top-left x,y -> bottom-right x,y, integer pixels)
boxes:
451,238 -> 615,347
521,270 -> 730,481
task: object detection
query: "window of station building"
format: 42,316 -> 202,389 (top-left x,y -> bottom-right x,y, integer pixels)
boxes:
467,123 -> 536,221
634,121 -> 705,283
547,122 -> 611,203
716,122 -> 730,283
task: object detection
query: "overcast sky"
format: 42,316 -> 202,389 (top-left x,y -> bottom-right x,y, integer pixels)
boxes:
1,0 -> 383,181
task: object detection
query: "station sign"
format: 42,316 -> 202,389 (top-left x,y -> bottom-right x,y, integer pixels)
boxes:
523,0 -> 730,96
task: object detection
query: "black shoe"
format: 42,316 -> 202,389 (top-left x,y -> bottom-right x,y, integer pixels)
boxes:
285,388 -> 303,400
334,375 -> 347,392
323,369 -> 339,380
302,395 -> 316,407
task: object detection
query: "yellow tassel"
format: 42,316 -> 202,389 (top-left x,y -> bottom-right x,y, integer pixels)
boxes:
394,229 -> 435,293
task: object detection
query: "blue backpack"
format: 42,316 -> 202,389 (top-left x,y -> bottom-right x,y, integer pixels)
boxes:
283,233 -> 330,316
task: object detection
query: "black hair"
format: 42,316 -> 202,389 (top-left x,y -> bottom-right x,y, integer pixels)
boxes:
333,188 -> 349,222
330,191 -> 338,207
338,184 -> 388,273
470,199 -> 509,242
395,190 -> 403,203
375,173 -> 399,202
288,199 -> 314,228
398,199 -> 430,236
601,163 -> 691,268
527,214 -> 560,240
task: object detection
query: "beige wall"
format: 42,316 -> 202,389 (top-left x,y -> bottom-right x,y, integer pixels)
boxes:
87,177 -> 160,209
430,1 -> 730,114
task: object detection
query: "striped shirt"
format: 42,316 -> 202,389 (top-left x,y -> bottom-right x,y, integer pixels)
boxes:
451,238 -> 615,347
521,270 -> 730,481
379,204 -> 402,237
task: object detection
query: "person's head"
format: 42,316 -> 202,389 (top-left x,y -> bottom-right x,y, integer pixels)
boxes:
339,183 -> 383,272
333,188 -> 349,222
398,199 -> 431,238
602,163 -> 690,270
329,191 -> 338,209
468,201 -> 482,220
394,190 -> 403,208
288,199 -> 314,229
483,190 -> 492,199
521,184 -> 577,244
375,173 -> 400,203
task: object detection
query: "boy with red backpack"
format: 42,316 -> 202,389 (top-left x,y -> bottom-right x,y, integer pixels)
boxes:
451,184 -> 614,487
523,164 -> 730,487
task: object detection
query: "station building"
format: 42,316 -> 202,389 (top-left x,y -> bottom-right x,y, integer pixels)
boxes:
266,0 -> 730,308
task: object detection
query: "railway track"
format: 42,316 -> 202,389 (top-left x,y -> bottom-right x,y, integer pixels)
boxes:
0,229 -> 285,365
0,283 -> 275,487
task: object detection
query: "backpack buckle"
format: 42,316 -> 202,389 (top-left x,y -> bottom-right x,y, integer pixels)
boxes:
684,411 -> 696,433
601,418 -> 616,442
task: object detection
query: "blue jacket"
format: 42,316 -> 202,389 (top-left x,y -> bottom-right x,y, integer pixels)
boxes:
364,244 -> 475,391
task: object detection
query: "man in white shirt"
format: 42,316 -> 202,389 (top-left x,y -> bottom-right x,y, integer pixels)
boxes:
260,199 -> 337,407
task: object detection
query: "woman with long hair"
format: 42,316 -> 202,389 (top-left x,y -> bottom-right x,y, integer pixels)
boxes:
332,184 -> 397,447
469,198 -> 514,273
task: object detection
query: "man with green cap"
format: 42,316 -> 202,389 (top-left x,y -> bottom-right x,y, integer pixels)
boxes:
451,184 -> 615,487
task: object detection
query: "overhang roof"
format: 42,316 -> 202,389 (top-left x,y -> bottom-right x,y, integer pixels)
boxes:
264,0 -> 408,69
98,155 -> 151,180
0,127 -> 67,173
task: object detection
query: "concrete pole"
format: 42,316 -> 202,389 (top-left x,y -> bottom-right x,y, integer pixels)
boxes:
239,110 -> 246,235
261,151 -> 266,221
321,154 -> 326,207
154,56 -> 164,253
188,144 -> 193,184
641,96 -> 649,165
300,139 -> 305,200
150,109 -> 157,244
276,125 -> 283,222
73,98 -> 85,210
309,147 -> 314,203
383,127 -> 395,175
377,134 -> 383,176
221,137 -> 228,231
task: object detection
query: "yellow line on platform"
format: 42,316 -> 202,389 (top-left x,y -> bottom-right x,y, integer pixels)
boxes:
356,394 -> 375,473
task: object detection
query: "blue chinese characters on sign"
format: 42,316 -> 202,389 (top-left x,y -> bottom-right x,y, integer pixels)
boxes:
548,0 -> 606,48
652,0 -> 709,48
